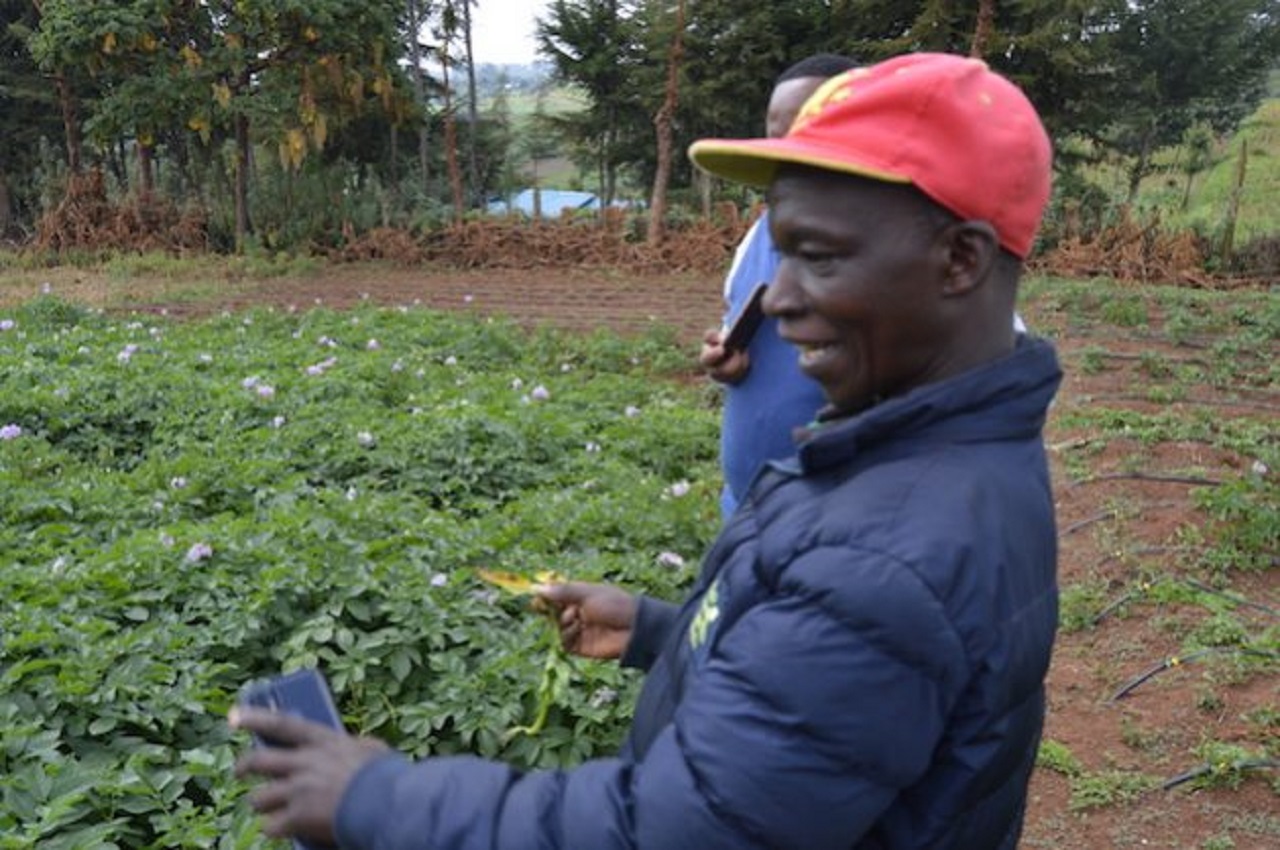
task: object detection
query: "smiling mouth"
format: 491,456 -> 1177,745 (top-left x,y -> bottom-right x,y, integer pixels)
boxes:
792,341 -> 836,368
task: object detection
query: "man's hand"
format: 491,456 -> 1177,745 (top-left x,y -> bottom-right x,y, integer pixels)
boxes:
231,707 -> 390,846
699,328 -> 751,384
535,582 -> 638,660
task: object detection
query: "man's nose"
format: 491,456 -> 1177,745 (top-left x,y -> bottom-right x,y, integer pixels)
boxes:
762,259 -> 800,317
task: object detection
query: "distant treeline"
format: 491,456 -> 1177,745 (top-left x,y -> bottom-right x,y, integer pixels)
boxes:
1,0 -> 1277,256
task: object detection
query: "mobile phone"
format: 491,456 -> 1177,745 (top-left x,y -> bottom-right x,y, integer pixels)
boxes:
238,668 -> 344,746
239,669 -> 344,850
722,282 -> 768,353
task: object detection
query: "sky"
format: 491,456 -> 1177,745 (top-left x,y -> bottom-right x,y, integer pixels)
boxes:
471,0 -> 550,65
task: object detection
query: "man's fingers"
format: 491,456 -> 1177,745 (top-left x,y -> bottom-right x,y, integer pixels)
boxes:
261,807 -> 297,840
534,581 -> 590,608
235,743 -> 304,780
246,778 -> 294,813
561,619 -> 582,651
699,342 -> 729,370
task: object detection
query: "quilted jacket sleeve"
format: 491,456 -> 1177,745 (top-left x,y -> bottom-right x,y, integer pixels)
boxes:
619,595 -> 680,672
334,546 -> 968,850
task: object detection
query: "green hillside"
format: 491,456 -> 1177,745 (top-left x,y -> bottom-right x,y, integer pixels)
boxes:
1174,99 -> 1280,242
1128,97 -> 1280,243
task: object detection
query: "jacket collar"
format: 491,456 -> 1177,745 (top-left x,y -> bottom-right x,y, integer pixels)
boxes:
792,336 -> 1062,475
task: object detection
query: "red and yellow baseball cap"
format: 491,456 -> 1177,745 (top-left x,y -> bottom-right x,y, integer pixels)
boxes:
689,52 -> 1053,258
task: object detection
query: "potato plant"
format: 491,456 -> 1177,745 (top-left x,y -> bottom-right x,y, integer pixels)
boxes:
0,299 -> 719,848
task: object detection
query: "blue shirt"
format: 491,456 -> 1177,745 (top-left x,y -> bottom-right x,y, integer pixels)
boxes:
719,213 -> 826,516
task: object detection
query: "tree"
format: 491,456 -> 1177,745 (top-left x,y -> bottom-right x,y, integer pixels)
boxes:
970,0 -> 997,57
0,0 -> 65,234
646,0 -> 684,246
459,0 -> 481,206
536,0 -> 646,205
404,0 -> 437,197
436,1 -> 466,220
1102,0 -> 1280,201
30,0 -> 408,249
204,0 -> 407,247
1179,122 -> 1215,211
25,0 -> 94,175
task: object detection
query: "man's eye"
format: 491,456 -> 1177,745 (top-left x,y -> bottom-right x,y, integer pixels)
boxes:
799,250 -> 835,268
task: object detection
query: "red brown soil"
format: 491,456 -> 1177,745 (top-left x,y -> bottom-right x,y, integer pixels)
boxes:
6,262 -> 1278,848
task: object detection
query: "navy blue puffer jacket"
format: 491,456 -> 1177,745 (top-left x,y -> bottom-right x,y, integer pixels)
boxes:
335,336 -> 1063,850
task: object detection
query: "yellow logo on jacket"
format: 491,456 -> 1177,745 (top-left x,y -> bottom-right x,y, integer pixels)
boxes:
688,581 -> 721,650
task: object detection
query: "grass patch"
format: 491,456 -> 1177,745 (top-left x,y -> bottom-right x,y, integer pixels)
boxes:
1038,739 -> 1084,776
1069,769 -> 1159,810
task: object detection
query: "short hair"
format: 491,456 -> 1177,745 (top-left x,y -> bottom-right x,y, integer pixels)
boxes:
776,53 -> 858,85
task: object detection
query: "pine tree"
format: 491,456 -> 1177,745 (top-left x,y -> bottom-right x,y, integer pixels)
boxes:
1103,0 -> 1280,200
536,0 -> 646,205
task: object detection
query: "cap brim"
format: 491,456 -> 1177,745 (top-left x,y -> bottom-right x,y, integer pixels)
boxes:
689,137 -> 910,188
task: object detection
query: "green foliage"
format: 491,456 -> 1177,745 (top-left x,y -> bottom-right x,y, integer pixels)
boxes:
0,298 -> 719,846
1099,294 -> 1150,328
1193,475 -> 1280,573
1069,769 -> 1159,810
1037,739 -> 1084,776
1183,741 -> 1279,790
10,0 -> 1280,250
1059,581 -> 1108,632
1174,100 -> 1280,246
1187,613 -> 1251,649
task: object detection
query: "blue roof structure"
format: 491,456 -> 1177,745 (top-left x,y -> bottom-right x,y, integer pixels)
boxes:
486,189 -> 600,218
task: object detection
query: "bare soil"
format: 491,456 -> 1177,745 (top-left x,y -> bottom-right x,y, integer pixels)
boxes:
4,262 -> 1278,848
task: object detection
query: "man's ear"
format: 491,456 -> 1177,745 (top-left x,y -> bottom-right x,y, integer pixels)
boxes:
939,221 -> 999,297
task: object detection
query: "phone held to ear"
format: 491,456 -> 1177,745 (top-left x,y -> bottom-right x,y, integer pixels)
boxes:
722,282 -> 767,353
238,669 -> 344,850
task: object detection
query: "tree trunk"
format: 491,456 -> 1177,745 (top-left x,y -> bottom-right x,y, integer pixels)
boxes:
137,142 -> 155,197
0,168 -> 12,238
696,167 -> 711,220
461,0 -> 481,208
1218,140 -> 1248,266
234,111 -> 253,251
386,123 -> 396,224
647,0 -> 685,247
406,0 -> 432,195
1125,125 -> 1156,204
969,0 -> 996,58
441,50 -> 465,222
110,138 -> 129,191
53,72 -> 83,173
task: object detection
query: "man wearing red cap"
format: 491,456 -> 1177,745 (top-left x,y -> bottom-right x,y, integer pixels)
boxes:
233,53 -> 1062,850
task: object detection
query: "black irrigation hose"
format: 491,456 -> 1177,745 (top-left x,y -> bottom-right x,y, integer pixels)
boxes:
1061,510 -> 1118,537
1091,581 -> 1153,626
1162,758 -> 1280,791
1092,575 -> 1280,627
1070,472 -> 1223,488
1181,577 -> 1280,619
1110,647 -> 1280,702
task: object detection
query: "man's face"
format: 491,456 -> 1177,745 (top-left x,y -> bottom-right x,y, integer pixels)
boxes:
766,76 -> 826,139
764,167 -> 960,417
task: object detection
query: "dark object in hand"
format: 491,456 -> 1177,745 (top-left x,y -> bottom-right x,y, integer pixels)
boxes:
722,283 -> 767,353
238,669 -> 345,850
239,668 -> 344,747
